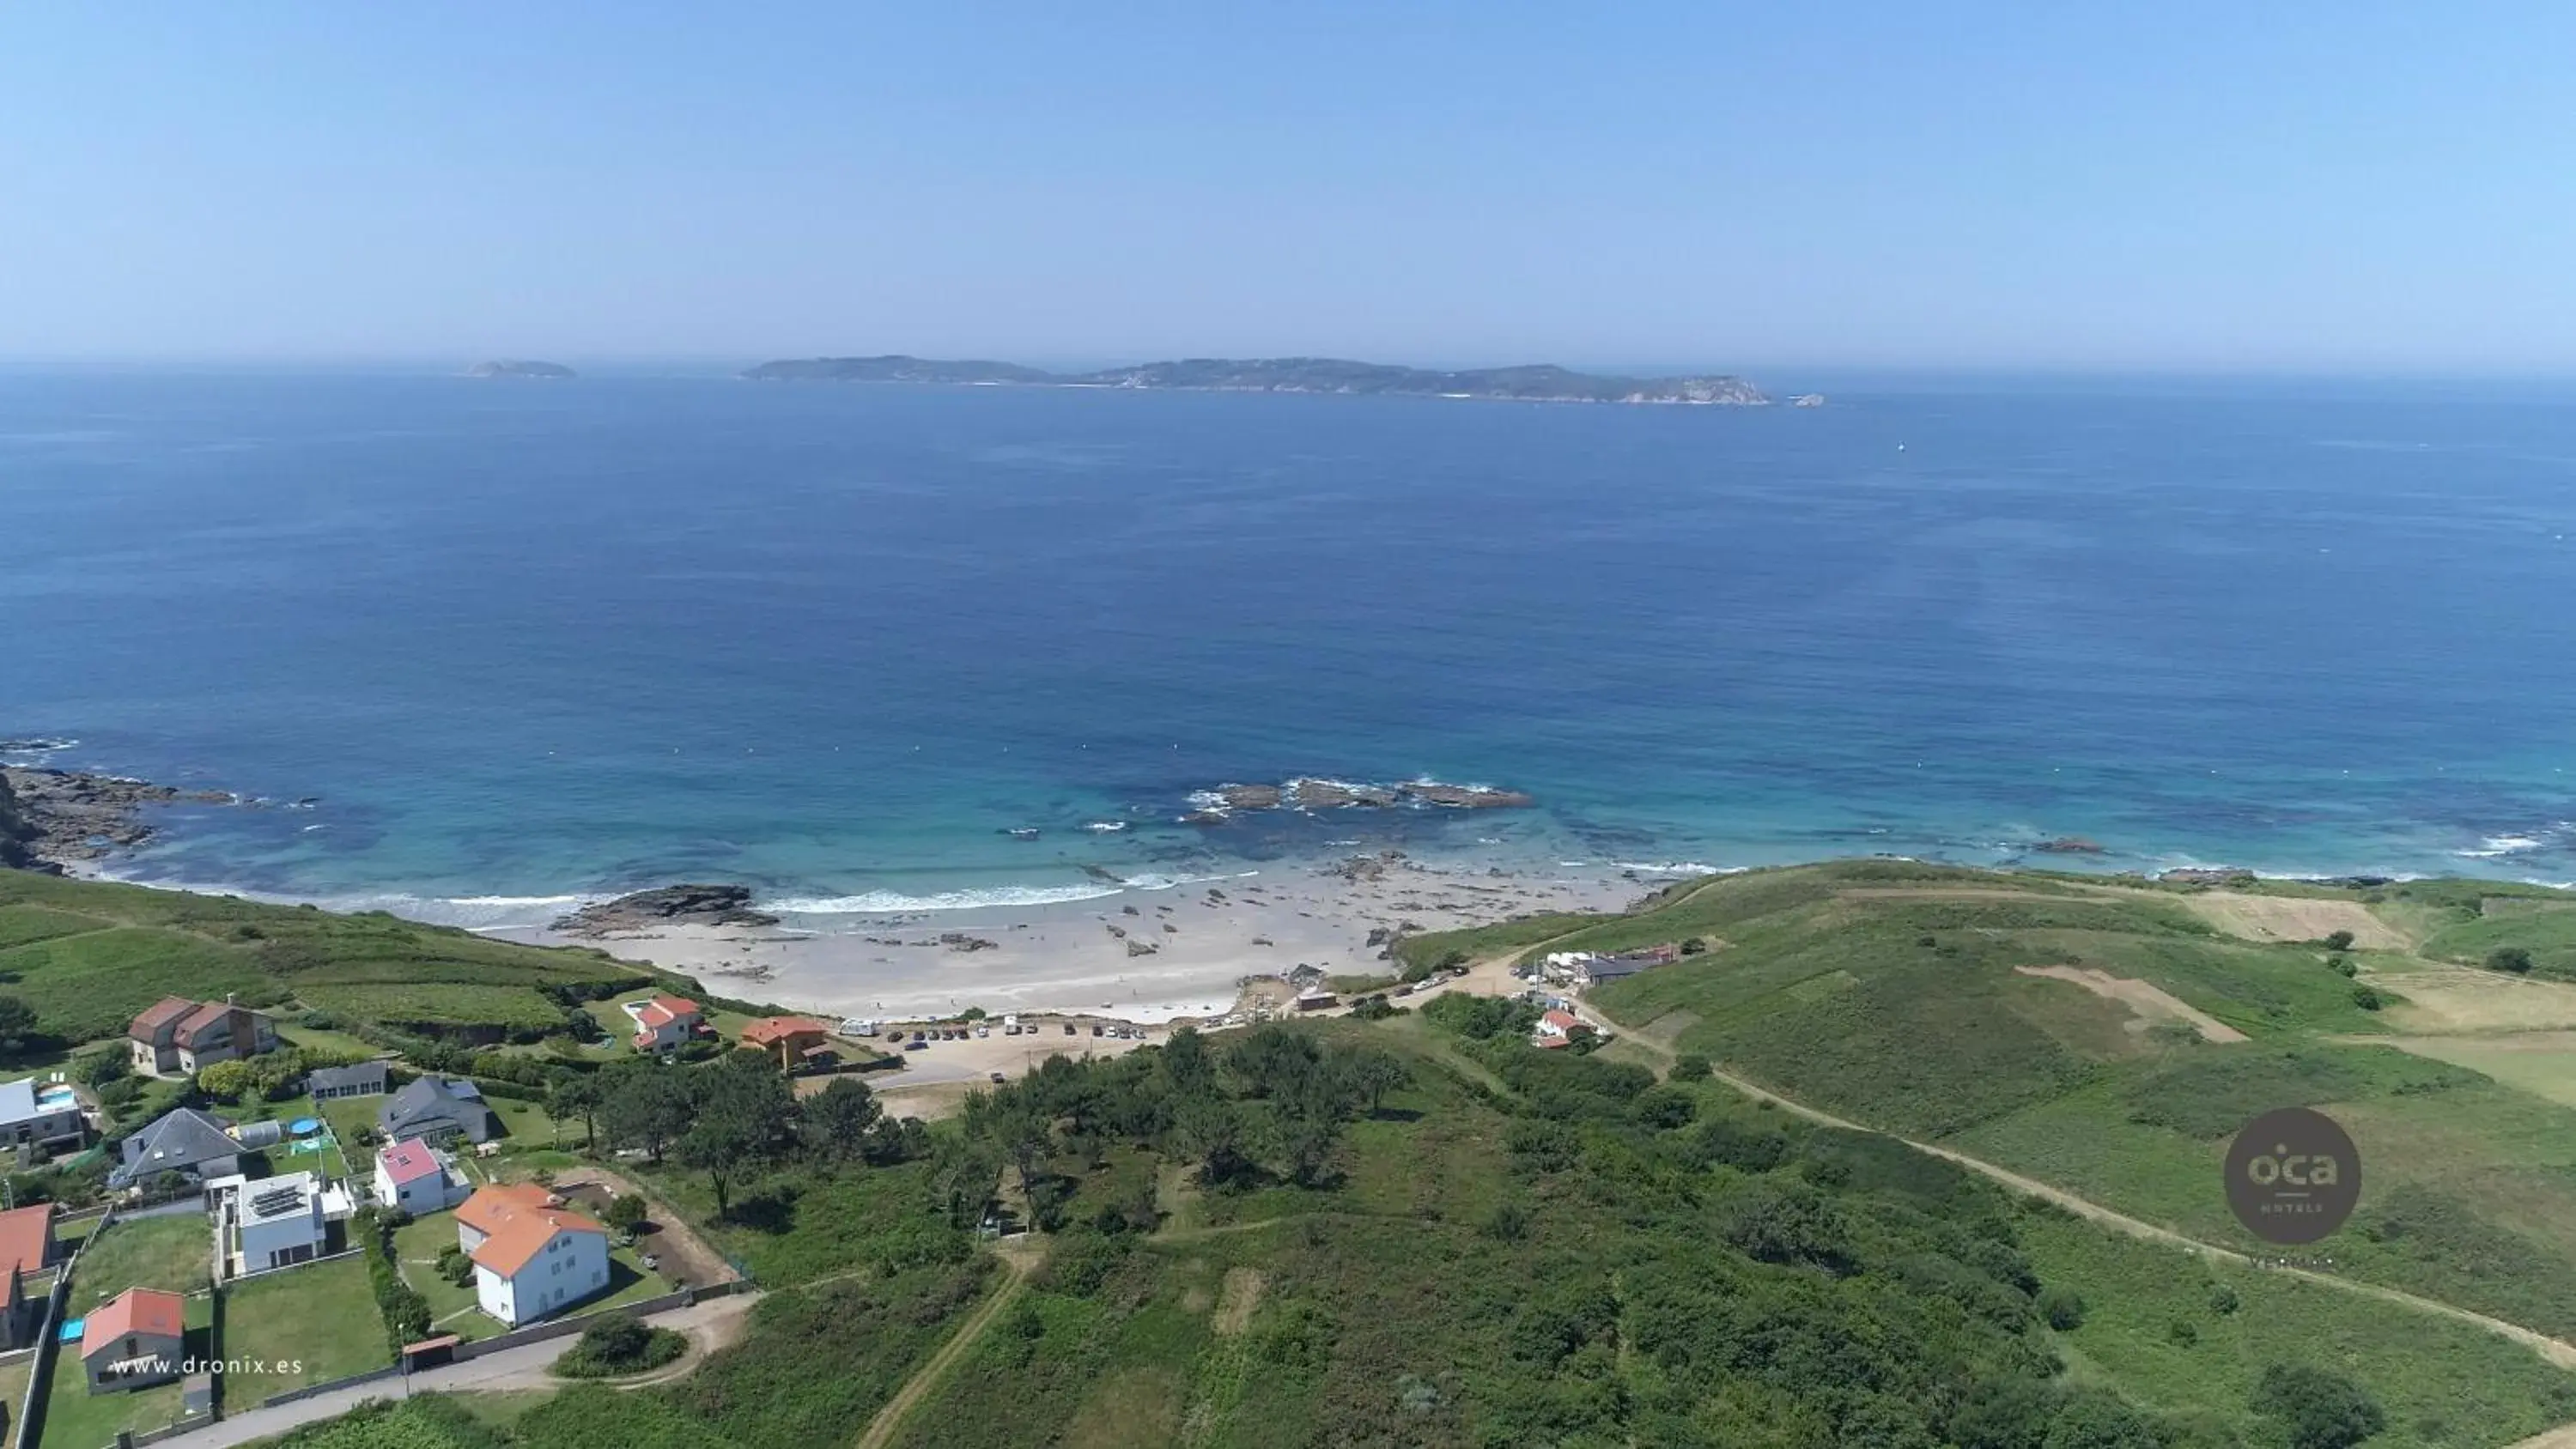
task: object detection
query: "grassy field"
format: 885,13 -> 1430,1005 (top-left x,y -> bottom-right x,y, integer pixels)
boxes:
392,1213 -> 495,1339
35,1293 -> 212,1449
0,870 -> 671,1049
70,1215 -> 210,1311
1397,861 -> 2576,1347
218,1255 -> 389,1396
0,1354 -> 31,1444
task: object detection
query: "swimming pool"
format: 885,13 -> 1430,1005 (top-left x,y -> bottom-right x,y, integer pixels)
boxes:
35,1085 -> 76,1109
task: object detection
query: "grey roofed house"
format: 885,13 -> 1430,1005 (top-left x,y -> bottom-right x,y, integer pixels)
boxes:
1580,955 -> 1652,985
109,1107 -> 242,1189
307,1061 -> 389,1100
378,1076 -> 501,1146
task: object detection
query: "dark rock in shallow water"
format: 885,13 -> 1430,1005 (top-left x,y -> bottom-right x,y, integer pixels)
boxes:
551,883 -> 779,935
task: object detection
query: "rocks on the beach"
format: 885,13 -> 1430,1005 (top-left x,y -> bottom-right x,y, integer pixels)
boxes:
1188,776 -> 1533,824
1126,937 -> 1159,956
2034,837 -> 2107,854
1162,922 -> 1178,934
1121,905 -> 1139,916
1105,924 -> 1127,939
550,883 -> 780,937
1250,936 -> 1273,947
2160,867 -> 2257,887
1,766 -> 243,870
1325,850 -> 1406,882
939,932 -> 999,952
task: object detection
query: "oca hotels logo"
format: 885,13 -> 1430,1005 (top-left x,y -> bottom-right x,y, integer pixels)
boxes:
2224,1106 -> 2361,1244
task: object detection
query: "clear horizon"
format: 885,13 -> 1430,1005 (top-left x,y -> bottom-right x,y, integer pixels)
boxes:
5,5 -> 2573,372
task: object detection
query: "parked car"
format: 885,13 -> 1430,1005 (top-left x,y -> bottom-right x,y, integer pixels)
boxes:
1063,1023 -> 1077,1035
989,1071 -> 1006,1083
905,1040 -> 927,1052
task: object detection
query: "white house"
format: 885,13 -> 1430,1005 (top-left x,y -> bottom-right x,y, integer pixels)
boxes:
0,1078 -> 88,1153
372,1139 -> 468,1217
213,1170 -> 353,1276
620,994 -> 703,1053
456,1184 -> 610,1326
1533,1009 -> 1581,1050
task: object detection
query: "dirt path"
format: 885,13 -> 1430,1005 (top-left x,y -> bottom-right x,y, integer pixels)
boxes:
2506,1423 -> 2576,1449
854,1236 -> 1046,1449
2012,964 -> 2249,1042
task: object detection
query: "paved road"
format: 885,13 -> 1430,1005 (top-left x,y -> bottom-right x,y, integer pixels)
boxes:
175,1295 -> 757,1448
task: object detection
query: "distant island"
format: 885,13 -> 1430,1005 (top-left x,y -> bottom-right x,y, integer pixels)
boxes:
466,359 -> 576,379
744,354 -> 1768,405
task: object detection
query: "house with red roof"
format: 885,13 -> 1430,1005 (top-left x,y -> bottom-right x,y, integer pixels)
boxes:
0,1204 -> 55,1350
80,1287 -> 186,1393
374,1139 -> 468,1217
455,1184 -> 610,1326
1533,1009 -> 1582,1050
739,1015 -> 835,1069
128,995 -> 278,1077
621,993 -> 704,1053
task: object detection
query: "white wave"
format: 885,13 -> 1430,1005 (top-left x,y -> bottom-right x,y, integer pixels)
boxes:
769,884 -> 1124,914
1084,821 -> 1129,833
1183,791 -> 1230,811
1612,861 -> 1740,876
2452,824 -> 2572,859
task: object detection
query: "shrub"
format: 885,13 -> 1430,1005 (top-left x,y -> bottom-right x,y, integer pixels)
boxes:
2209,1282 -> 2240,1315
605,1193 -> 648,1232
554,1314 -> 686,1379
2350,985 -> 2385,1011
436,1245 -> 473,1286
2251,1363 -> 2385,1449
1670,1053 -> 1712,1081
2322,930 -> 2355,952
2488,946 -> 2535,975
2040,1287 -> 2086,1331
356,1209 -> 433,1353
1680,937 -> 1708,955
2328,955 -> 2357,978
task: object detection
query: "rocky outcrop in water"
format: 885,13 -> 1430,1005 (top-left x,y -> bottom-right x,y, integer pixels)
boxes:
1184,777 -> 1532,824
551,884 -> 779,936
0,767 -> 237,870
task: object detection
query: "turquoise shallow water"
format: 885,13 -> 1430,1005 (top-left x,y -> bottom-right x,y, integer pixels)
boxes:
5,368 -> 2575,924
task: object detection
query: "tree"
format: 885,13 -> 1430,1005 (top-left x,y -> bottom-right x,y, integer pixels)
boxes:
2321,930 -> 2355,952
805,1077 -> 884,1161
2488,946 -> 2535,975
1350,1051 -> 1410,1116
548,1072 -> 605,1152
1671,1053 -> 1713,1082
2349,985 -> 2385,1011
195,1058 -> 254,1103
2251,1364 -> 2385,1449
598,1061 -> 693,1164
0,997 -> 40,1062
1680,937 -> 1709,955
2040,1288 -> 2087,1331
676,1052 -> 797,1220
603,1192 -> 648,1233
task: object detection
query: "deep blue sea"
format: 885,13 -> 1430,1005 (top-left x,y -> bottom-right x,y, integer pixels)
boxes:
7,368 -> 2575,925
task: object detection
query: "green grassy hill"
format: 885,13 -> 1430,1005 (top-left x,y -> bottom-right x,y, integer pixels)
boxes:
270,1008 -> 2575,1448
0,869 -> 674,1052
1402,861 -> 2576,1348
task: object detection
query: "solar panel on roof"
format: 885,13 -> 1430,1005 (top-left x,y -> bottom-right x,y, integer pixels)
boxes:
249,1185 -> 305,1217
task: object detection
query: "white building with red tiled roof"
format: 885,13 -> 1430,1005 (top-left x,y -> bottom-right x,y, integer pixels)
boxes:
127,995 -> 278,1077
374,1139 -> 469,1217
456,1184 -> 610,1325
620,993 -> 704,1053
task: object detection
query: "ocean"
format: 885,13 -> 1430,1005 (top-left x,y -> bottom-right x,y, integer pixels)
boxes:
7,367 -> 2575,926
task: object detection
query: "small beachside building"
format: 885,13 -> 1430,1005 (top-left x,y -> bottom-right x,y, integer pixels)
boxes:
380,1076 -> 502,1147
128,996 -> 278,1078
623,994 -> 704,1053
456,1184 -> 611,1326
374,1139 -> 469,1217
1534,1009 -> 1581,1049
0,1077 -> 88,1153
81,1288 -> 187,1393
308,1060 -> 389,1100
739,1015 -> 833,1069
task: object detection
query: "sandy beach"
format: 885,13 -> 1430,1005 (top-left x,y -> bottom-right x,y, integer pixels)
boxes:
493,852 -> 1652,1027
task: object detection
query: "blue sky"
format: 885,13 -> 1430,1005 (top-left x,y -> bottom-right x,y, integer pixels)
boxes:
3,4 -> 2569,371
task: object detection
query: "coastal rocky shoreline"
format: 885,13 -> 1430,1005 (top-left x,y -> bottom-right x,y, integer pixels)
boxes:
550,883 -> 781,937
1182,776 -> 1533,825
0,765 -> 244,871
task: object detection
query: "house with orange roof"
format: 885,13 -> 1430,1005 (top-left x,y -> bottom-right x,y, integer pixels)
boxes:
620,993 -> 705,1053
455,1183 -> 610,1325
0,1203 -> 55,1349
739,1015 -> 835,1070
128,995 -> 278,1077
80,1287 -> 187,1393
1533,1009 -> 1582,1050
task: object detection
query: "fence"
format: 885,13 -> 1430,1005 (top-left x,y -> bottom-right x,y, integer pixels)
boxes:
12,1205 -> 118,1449
119,1410 -> 215,1447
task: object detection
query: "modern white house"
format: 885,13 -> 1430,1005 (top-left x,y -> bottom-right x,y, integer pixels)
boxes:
0,1077 -> 89,1154
456,1183 -> 611,1326
210,1170 -> 355,1276
621,993 -> 704,1053
373,1139 -> 469,1217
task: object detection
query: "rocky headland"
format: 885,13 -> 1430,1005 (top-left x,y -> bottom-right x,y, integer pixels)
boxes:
0,766 -> 240,871
745,355 -> 1767,406
550,883 -> 781,936
465,360 -> 576,379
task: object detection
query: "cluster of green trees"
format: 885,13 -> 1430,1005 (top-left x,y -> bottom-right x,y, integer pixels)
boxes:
934,1025 -> 1409,1231
356,1206 -> 435,1352
546,1052 -> 924,1218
